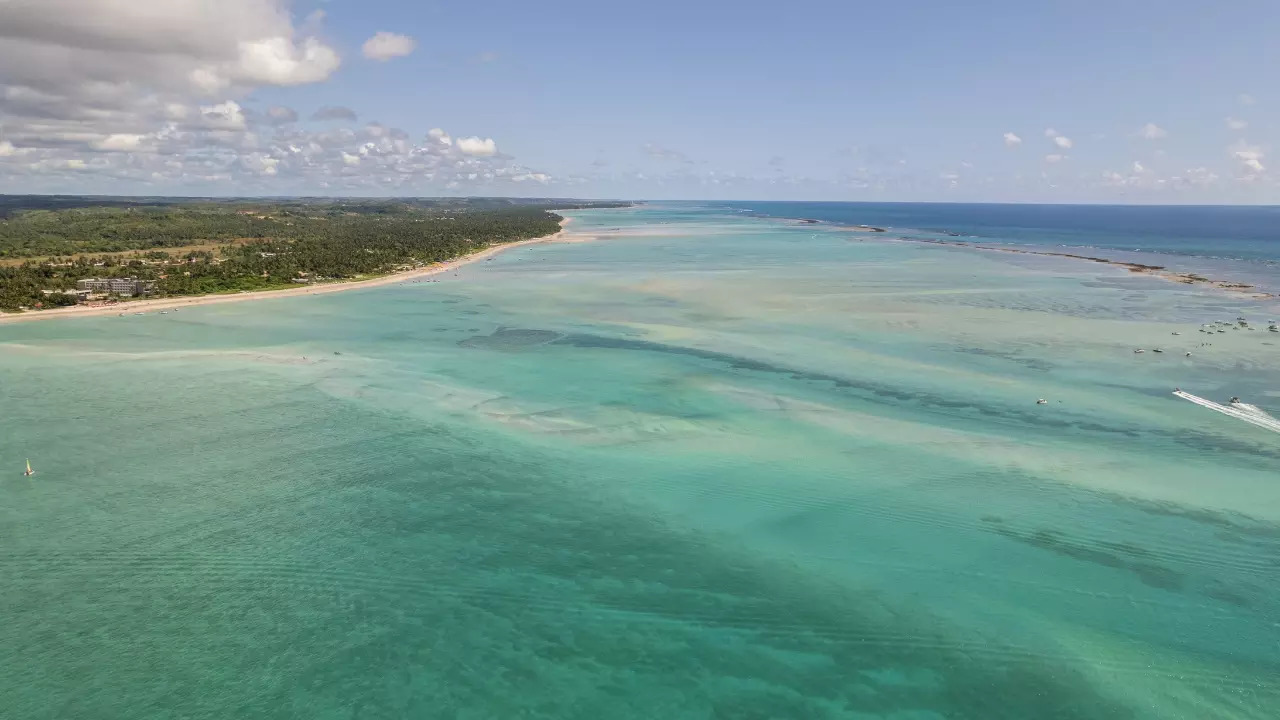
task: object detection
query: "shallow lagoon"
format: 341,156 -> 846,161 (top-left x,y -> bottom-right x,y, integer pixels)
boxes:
2,205 -> 1278,718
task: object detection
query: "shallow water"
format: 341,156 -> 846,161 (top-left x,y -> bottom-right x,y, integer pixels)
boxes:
2,204 -> 1279,719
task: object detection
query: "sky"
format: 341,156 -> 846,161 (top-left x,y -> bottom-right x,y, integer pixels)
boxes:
1,0 -> 1278,203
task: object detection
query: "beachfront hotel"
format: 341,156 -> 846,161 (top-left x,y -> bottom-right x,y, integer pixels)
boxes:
74,278 -> 156,297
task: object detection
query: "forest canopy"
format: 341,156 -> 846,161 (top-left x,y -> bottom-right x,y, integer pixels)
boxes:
0,196 -> 630,311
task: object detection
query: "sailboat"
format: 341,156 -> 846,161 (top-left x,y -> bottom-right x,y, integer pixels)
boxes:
24,459 -> 34,477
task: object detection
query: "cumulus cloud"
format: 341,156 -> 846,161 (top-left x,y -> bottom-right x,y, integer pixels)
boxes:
427,128 -> 453,146
199,100 -> 247,131
232,36 -> 340,87
362,32 -> 416,61
1139,123 -> 1167,140
1226,117 -> 1248,131
1173,167 -> 1220,188
1105,163 -> 1221,191
0,3 -> 551,192
4,120 -> 548,192
1003,132 -> 1022,147
1042,127 -> 1073,149
93,133 -> 146,152
0,1 -> 340,159
200,100 -> 247,131
456,136 -> 498,156
311,106 -> 358,122
1044,154 -> 1067,163
1230,142 -> 1265,174
0,1 -> 341,100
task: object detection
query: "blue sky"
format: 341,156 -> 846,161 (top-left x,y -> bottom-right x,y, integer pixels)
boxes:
1,0 -> 1278,202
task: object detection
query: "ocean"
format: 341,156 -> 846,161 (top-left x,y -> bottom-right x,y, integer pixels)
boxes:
720,201 -> 1280,295
1,203 -> 1278,719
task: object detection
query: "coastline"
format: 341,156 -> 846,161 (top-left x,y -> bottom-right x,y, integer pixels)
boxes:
0,217 -> 575,325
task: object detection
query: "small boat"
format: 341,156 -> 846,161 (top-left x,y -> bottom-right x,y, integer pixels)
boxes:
1036,399 -> 1048,405
1172,332 -> 1181,336
1133,349 -> 1145,354
1185,352 -> 1192,357
1229,396 -> 1242,404
159,311 -> 168,315
1153,348 -> 1164,353
23,459 -> 34,477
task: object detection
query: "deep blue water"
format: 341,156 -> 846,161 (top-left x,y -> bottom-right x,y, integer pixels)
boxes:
715,201 -> 1280,264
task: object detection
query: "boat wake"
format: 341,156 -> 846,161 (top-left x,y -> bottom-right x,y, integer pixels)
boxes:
1172,390 -> 1280,434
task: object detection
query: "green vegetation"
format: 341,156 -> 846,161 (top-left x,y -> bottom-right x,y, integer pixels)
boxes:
0,196 -> 629,312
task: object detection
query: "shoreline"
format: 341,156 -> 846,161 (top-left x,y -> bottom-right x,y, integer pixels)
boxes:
0,217 -> 575,325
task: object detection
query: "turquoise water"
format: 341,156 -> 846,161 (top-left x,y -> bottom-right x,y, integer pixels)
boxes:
2,204 -> 1279,718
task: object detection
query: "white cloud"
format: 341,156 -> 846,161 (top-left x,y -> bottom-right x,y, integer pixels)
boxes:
427,128 -> 452,146
511,172 -> 550,183
362,32 -> 416,61
94,133 -> 145,151
1226,117 -> 1248,131
1044,128 -> 1059,138
233,36 -> 340,86
456,136 -> 497,156
0,111 -> 546,193
1044,154 -> 1067,163
0,1 -> 341,95
1132,161 -> 1146,173
1139,123 -> 1167,140
1002,132 -> 1022,147
1176,167 -> 1220,187
0,0 -> 341,165
1239,93 -> 1256,106
1052,135 -> 1073,149
200,100 -> 247,131
1230,142 -> 1265,174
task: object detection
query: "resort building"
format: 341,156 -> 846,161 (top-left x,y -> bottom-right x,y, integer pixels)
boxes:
74,278 -> 156,296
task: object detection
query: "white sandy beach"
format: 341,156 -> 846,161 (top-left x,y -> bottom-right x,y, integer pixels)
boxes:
0,217 -> 575,325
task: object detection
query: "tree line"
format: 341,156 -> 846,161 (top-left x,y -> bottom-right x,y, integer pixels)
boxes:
0,199 -> 628,311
